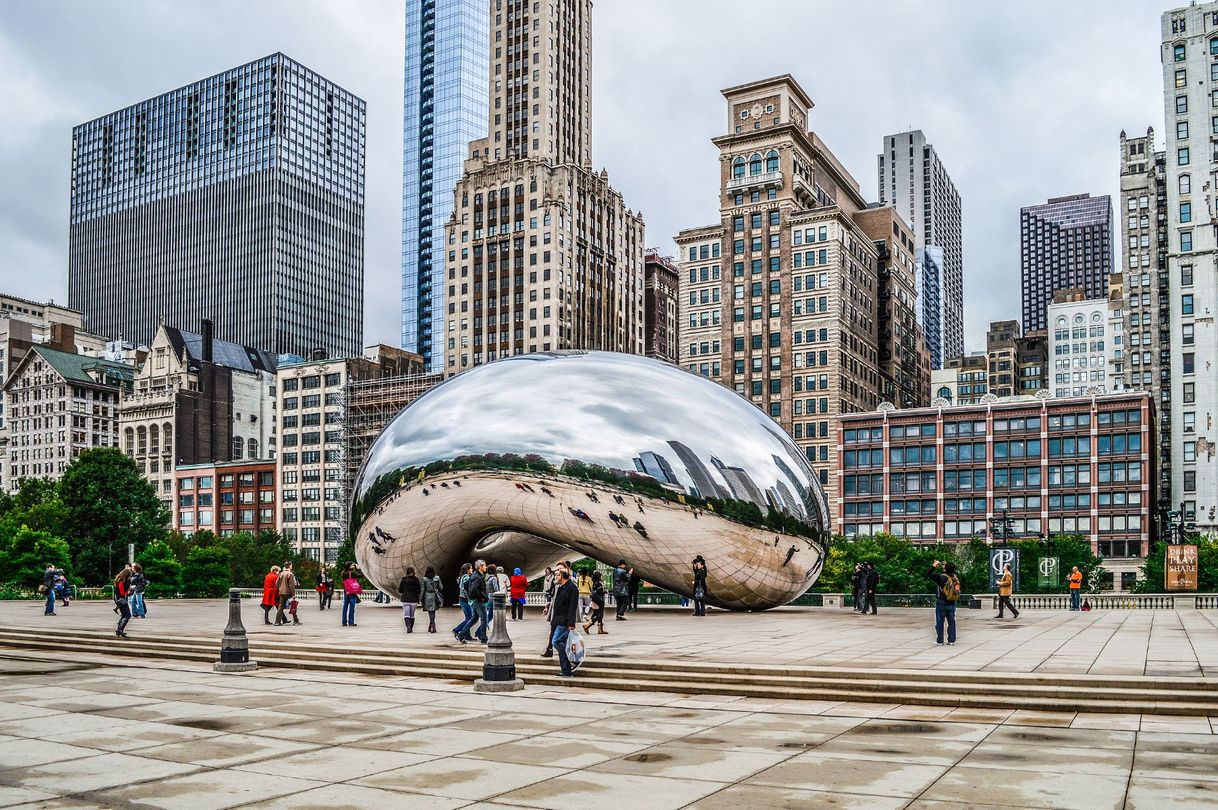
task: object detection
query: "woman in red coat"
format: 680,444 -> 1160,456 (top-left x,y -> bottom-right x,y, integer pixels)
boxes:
509,568 -> 529,621
261,565 -> 280,625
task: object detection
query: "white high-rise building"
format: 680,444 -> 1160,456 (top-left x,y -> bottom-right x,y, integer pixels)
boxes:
1162,5 -> 1218,532
878,130 -> 963,369
1047,292 -> 1124,400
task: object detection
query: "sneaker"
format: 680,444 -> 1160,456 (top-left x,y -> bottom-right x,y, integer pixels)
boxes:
936,641 -> 944,645
540,649 -> 554,658
947,642 -> 955,646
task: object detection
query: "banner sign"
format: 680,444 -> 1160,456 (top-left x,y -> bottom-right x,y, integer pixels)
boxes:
1037,556 -> 1060,589
989,547 -> 1019,592
1166,544 -> 1199,591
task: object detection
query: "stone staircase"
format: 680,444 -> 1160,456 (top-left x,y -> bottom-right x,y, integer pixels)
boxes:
3,627 -> 1214,716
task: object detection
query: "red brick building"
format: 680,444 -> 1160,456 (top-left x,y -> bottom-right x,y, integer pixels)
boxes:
837,391 -> 1154,590
173,459 -> 276,536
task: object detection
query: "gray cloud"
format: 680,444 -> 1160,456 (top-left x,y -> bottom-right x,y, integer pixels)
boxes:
0,0 -> 1163,353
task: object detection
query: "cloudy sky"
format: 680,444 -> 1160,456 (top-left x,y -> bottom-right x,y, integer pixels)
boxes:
0,0 -> 1164,352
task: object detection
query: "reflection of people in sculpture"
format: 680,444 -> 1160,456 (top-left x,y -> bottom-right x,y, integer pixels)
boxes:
782,545 -> 797,567
633,521 -> 648,538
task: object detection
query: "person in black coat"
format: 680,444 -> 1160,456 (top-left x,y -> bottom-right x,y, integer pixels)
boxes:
613,560 -> 632,621
691,557 -> 708,617
549,568 -> 580,676
851,564 -> 864,613
398,567 -> 422,634
864,562 -> 879,615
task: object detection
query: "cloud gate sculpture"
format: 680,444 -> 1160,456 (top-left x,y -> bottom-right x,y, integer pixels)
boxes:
350,351 -> 829,610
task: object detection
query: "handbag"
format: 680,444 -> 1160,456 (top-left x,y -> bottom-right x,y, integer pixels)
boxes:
565,629 -> 587,668
694,586 -> 706,600
37,584 -> 47,594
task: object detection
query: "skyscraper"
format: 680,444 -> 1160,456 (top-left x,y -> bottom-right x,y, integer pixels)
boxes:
442,0 -> 646,372
1118,127 -> 1170,509
1018,193 -> 1113,334
675,75 -> 885,500
401,0 -> 489,371
877,130 -> 963,369
1162,4 -> 1218,532
68,53 -> 366,357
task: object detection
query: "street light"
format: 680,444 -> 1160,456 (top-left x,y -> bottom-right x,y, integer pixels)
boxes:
989,508 -> 1014,547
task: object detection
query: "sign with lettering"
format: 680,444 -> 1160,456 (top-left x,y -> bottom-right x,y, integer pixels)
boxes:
1166,544 -> 1198,591
989,547 -> 1019,592
1038,556 -> 1060,589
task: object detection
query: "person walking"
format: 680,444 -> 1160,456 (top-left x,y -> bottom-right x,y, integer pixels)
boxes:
509,567 -> 528,621
542,566 -> 556,620
691,556 -> 708,617
583,571 -> 608,635
864,562 -> 879,615
421,566 -> 443,633
275,563 -> 299,626
55,570 -> 71,608
316,567 -> 334,611
541,562 -> 571,657
128,563 -> 148,619
261,565 -> 280,625
576,568 -> 593,621
927,559 -> 961,646
341,564 -> 362,627
996,563 -> 1020,620
1067,566 -> 1083,611
485,564 -> 503,624
467,560 -> 490,644
453,563 -> 475,642
851,563 -> 864,613
42,564 -> 60,616
549,567 -> 580,677
398,567 -> 422,633
613,560 -> 632,621
113,568 -> 132,638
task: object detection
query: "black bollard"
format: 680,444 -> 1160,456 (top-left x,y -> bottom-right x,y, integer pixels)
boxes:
214,588 -> 258,672
474,592 -> 524,692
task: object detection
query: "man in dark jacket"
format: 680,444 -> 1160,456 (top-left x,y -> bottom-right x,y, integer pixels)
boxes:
851,564 -> 864,613
42,565 -> 61,616
467,559 -> 490,643
550,568 -> 580,676
927,560 -> 959,646
864,562 -> 879,615
613,560 -> 632,621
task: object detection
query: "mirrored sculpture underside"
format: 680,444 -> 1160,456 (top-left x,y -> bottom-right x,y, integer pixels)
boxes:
351,352 -> 829,611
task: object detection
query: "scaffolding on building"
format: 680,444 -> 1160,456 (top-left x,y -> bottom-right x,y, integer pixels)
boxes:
340,371 -> 444,541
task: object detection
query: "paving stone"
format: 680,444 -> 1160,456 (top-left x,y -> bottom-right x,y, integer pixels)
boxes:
0,751 -> 198,795
352,757 -> 568,801
745,751 -> 948,798
89,770 -> 324,810
490,770 -> 722,810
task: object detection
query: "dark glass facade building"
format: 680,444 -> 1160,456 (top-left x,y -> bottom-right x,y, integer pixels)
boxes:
69,53 -> 366,357
1019,194 -> 1113,334
401,0 -> 489,371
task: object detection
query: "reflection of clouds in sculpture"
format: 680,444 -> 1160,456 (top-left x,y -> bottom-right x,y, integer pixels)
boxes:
352,352 -> 828,610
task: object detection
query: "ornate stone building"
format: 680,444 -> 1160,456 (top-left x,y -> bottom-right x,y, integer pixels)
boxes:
676,75 -> 885,499
442,0 -> 644,372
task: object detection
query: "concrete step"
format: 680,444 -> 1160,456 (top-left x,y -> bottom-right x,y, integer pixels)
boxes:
4,629 -> 1214,716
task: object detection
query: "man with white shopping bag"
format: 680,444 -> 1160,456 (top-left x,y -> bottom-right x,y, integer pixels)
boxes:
549,567 -> 581,677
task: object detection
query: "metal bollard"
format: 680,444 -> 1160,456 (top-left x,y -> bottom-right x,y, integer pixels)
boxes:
214,588 -> 258,672
474,592 -> 524,692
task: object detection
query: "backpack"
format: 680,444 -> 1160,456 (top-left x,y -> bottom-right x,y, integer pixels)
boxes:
942,575 -> 960,603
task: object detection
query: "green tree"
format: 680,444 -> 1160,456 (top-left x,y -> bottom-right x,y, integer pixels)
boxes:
1137,536 -> 1218,593
59,449 -> 169,584
1,527 -> 72,591
137,540 -> 182,597
0,478 -> 67,540
182,544 -> 232,597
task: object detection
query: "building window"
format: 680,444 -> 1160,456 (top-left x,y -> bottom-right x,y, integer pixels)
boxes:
1181,202 -> 1192,223
1182,294 -> 1194,314
1177,95 -> 1189,114
1177,121 -> 1189,140
1175,68 -> 1187,88
1178,147 -> 1190,166
1181,231 -> 1193,251
1174,43 -> 1186,61
765,150 -> 779,173
1180,174 -> 1191,194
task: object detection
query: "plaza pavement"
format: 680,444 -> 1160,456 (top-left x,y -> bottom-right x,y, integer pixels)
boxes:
0,647 -> 1215,809
6,597 -> 1217,677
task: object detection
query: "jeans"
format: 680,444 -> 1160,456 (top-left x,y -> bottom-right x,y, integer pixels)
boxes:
130,593 -> 146,618
1070,589 -> 1081,610
864,591 -> 877,615
319,590 -> 333,610
551,624 -> 572,675
934,603 -> 957,644
116,598 -> 131,634
470,601 -> 490,642
402,603 -> 416,620
44,588 -> 56,615
453,598 -> 474,638
342,594 -> 357,625
615,593 -> 629,619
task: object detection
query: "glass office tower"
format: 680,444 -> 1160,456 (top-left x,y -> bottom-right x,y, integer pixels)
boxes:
401,0 -> 489,370
68,53 -> 366,357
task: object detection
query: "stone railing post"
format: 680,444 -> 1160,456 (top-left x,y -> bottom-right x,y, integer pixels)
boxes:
214,588 -> 257,672
475,592 -> 524,692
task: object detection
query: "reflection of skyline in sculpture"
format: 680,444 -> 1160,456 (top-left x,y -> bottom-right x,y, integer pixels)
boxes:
633,450 -> 678,486
350,351 -> 829,610
711,456 -> 766,507
666,440 -> 729,501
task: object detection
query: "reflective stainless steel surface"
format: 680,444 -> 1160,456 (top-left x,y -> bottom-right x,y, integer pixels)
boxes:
351,351 -> 828,610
